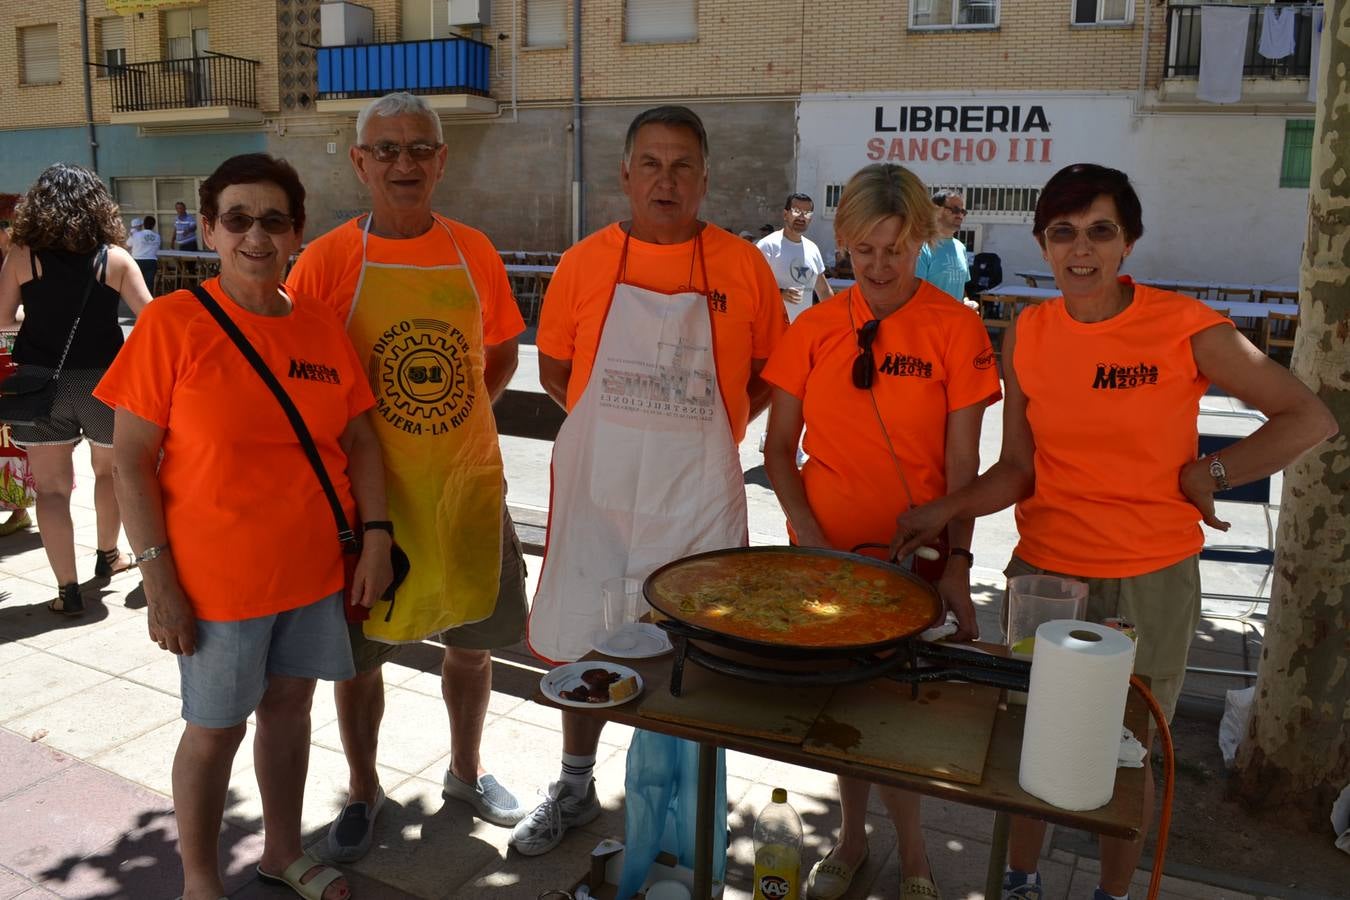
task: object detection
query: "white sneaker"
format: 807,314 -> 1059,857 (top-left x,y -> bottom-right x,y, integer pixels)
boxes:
508,780 -> 600,857
443,770 -> 525,827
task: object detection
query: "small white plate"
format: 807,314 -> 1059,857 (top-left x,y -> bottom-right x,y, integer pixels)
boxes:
540,661 -> 644,709
590,622 -> 673,659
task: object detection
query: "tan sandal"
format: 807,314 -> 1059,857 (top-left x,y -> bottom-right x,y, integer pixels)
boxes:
257,854 -> 347,900
902,874 -> 942,900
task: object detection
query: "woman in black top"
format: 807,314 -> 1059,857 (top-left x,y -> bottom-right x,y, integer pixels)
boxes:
0,164 -> 152,615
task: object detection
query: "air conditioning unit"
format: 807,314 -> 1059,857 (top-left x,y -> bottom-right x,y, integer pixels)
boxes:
320,1 -> 374,46
448,0 -> 491,27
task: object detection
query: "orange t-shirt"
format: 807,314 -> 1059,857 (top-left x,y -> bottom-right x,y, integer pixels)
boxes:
94,279 -> 375,621
535,222 -> 786,442
286,215 -> 526,346
1012,280 -> 1233,577
763,283 -> 1001,552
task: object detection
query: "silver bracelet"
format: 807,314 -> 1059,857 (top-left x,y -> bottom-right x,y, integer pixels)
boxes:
134,544 -> 169,564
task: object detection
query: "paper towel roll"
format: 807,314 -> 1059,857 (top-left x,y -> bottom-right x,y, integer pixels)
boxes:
1019,619 -> 1136,811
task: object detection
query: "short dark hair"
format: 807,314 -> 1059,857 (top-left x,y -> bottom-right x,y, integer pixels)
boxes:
931,189 -> 963,207
142,215 -> 156,230
784,192 -> 813,210
1034,163 -> 1143,244
623,106 -> 709,168
198,153 -> 306,232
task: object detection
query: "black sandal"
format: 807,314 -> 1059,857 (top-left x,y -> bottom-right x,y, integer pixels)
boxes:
48,583 -> 84,617
94,548 -> 134,578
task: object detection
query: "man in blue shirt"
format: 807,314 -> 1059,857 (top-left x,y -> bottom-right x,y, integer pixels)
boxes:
172,201 -> 198,251
915,189 -> 977,309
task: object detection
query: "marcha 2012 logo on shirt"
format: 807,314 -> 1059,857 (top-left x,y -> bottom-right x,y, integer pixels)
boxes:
1091,362 -> 1160,390
878,353 -> 934,379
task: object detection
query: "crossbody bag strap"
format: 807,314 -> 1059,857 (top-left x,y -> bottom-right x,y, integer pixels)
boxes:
49,245 -> 108,381
189,285 -> 356,547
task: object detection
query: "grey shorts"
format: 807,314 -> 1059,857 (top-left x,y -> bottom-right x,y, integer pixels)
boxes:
350,508 -> 529,672
179,591 -> 355,728
7,367 -> 115,447
1003,554 -> 1201,723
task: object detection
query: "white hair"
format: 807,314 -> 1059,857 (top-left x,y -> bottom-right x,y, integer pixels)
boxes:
355,92 -> 443,144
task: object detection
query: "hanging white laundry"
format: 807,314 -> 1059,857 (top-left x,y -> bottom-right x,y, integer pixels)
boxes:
1198,6 -> 1250,104
1258,6 -> 1297,60
1308,8 -> 1324,103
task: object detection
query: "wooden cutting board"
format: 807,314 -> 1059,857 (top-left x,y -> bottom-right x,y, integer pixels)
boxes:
801,679 -> 1000,784
639,659 -> 833,744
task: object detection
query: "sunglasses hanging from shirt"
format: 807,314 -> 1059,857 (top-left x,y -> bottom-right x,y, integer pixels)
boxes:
848,300 -> 942,566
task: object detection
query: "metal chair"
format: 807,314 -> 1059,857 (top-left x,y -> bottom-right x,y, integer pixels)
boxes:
1186,430 -> 1276,681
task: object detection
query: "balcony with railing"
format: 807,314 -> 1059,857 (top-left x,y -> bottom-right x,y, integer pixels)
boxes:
315,37 -> 495,115
1160,3 -> 1321,105
92,52 -> 263,126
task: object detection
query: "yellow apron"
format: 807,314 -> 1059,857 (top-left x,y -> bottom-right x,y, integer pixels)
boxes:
347,213 -> 504,642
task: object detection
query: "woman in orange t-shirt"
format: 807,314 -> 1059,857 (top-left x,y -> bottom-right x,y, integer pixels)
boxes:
896,163 -> 1335,900
764,164 -> 999,900
96,155 -> 393,900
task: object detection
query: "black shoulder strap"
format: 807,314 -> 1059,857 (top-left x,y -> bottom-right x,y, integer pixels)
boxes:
189,285 -> 355,547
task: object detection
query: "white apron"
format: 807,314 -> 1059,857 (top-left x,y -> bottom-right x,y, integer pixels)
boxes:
528,228 -> 748,663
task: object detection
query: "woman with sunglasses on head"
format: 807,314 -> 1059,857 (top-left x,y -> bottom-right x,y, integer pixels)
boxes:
894,163 -> 1335,900
0,164 -> 152,614
95,153 -> 393,900
761,163 -> 1002,900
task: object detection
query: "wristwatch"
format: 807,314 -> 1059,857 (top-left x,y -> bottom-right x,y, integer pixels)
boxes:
134,544 -> 168,564
948,547 -> 975,565
1206,454 -> 1231,492
362,520 -> 394,537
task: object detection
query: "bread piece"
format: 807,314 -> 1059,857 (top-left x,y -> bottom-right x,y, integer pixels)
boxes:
609,674 -> 640,703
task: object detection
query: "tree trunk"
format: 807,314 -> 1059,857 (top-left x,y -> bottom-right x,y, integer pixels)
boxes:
1232,0 -> 1350,826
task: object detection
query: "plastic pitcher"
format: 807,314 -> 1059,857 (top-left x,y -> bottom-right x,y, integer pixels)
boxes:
1006,574 -> 1088,703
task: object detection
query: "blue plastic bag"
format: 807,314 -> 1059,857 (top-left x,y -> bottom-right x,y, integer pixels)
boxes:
616,729 -> 727,899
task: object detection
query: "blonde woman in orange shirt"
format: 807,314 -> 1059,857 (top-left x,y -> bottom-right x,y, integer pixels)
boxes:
764,163 -> 1001,900
895,163 -> 1335,900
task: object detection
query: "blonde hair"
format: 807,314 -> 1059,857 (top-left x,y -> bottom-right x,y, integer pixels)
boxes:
833,164 -> 937,253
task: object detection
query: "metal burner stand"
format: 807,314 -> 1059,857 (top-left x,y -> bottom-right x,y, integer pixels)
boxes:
659,622 -> 1031,697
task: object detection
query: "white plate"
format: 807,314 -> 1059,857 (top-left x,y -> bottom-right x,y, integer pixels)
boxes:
540,662 -> 644,709
590,622 -> 673,659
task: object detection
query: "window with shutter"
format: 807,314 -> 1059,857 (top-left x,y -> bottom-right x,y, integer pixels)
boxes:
526,0 -> 566,47
1279,120 -> 1314,189
19,24 -> 60,85
625,0 -> 696,44
99,17 -> 127,72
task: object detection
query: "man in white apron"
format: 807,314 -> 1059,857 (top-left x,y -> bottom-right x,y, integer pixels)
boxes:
513,106 -> 787,856
287,92 -> 530,862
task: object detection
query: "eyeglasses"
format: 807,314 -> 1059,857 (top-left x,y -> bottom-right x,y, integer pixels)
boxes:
788,208 -> 815,218
357,141 -> 443,163
1043,221 -> 1122,244
943,205 -> 967,216
852,318 -> 881,390
215,212 -> 295,235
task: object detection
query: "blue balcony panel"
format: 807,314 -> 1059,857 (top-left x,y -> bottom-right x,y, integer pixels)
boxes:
315,37 -> 491,100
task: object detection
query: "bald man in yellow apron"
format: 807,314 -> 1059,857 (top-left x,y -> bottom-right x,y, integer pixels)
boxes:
287,92 -> 530,862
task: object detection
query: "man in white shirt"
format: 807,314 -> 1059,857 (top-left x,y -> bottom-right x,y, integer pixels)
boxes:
127,214 -> 161,294
756,193 -> 834,323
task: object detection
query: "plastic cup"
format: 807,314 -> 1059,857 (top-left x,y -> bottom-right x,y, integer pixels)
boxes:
1005,573 -> 1088,703
600,576 -> 647,648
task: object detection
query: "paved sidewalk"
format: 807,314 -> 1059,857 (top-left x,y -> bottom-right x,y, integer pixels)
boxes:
0,364 -> 1279,898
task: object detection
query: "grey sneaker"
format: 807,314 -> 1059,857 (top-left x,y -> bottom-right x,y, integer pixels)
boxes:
508,780 -> 600,857
443,770 -> 526,827
1001,870 -> 1043,900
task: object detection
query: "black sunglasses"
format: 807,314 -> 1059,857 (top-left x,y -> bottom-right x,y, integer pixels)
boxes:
215,211 -> 295,235
852,318 -> 881,389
